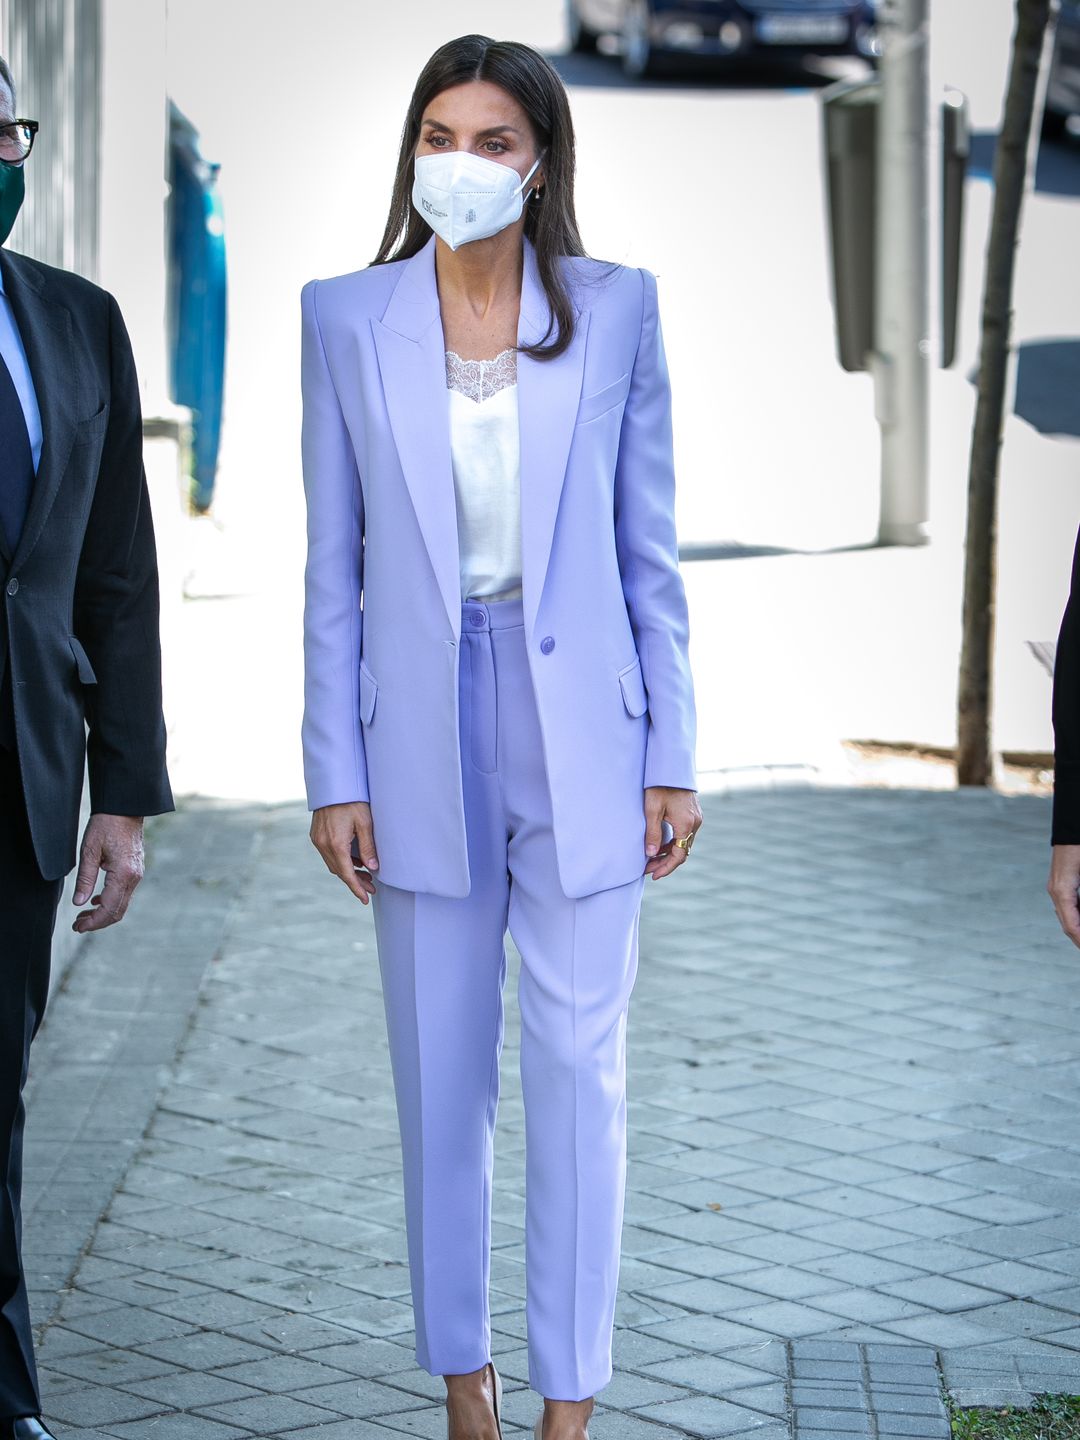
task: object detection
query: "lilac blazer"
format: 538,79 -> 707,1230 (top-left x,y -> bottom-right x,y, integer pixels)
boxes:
301,233 -> 696,900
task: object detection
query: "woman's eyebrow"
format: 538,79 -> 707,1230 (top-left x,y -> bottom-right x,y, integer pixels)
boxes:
420,118 -> 523,138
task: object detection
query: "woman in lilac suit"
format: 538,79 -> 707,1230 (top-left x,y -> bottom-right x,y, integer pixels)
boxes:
302,34 -> 701,1440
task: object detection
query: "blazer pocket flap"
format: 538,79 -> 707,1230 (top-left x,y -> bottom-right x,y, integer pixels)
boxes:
74,403 -> 109,442
69,636 -> 98,685
577,371 -> 631,426
359,659 -> 378,725
618,658 -> 648,718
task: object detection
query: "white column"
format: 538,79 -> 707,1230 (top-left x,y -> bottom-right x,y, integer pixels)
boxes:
873,0 -> 932,546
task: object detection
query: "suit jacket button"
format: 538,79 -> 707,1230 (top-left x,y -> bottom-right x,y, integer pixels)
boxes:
5,578 -> 18,596
540,636 -> 555,655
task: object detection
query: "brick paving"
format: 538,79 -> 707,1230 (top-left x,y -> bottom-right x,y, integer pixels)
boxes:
19,782 -> 1080,1437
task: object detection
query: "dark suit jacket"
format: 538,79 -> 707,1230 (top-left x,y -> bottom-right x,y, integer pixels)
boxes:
1053,523 -> 1080,844
0,249 -> 173,882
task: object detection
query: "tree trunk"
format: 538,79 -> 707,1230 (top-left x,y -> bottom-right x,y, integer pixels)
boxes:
956,0 -> 1054,786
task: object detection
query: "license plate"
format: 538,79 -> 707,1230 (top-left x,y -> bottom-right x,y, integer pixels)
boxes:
755,14 -> 849,43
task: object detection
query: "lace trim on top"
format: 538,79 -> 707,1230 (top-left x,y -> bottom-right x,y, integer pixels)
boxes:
445,347 -> 518,403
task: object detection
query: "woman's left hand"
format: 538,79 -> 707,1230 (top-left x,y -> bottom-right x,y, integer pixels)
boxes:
644,786 -> 703,880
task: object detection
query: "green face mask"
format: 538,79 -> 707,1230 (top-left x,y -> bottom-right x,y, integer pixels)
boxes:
0,162 -> 25,245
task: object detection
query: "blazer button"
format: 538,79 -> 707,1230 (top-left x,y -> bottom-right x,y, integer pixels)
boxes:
540,636 -> 555,655
5,578 -> 18,596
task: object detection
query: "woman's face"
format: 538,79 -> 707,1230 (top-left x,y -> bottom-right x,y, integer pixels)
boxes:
416,80 -> 544,193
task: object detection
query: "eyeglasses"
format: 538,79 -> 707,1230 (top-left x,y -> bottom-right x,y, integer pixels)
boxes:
0,120 -> 38,167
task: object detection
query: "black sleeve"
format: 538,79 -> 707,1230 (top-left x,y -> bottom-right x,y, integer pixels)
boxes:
72,293 -> 174,818
1052,523 -> 1080,844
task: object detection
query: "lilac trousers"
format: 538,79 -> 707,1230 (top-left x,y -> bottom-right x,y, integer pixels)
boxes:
371,596 -> 646,1401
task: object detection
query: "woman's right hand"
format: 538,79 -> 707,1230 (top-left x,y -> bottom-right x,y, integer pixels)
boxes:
310,801 -> 379,904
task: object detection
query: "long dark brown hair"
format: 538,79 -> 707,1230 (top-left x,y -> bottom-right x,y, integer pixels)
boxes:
371,35 -> 589,361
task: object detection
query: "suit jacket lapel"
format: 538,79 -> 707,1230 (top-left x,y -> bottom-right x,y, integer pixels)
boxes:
371,235 -> 462,638
0,251 -> 78,571
516,239 -> 589,639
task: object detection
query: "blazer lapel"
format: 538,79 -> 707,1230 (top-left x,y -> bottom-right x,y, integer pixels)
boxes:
0,252 -> 78,571
371,236 -> 462,639
516,238 -> 589,639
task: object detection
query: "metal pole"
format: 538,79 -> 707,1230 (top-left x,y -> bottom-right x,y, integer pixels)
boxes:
871,0 -> 931,546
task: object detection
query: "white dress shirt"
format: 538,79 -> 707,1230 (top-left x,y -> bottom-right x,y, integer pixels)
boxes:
446,347 -> 522,602
0,261 -> 42,473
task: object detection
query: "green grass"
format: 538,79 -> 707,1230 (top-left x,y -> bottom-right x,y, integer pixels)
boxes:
949,1394 -> 1080,1439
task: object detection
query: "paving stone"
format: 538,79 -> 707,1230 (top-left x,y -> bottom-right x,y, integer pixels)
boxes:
123,1369 -> 263,1408
867,1361 -> 945,1387
716,1300 -> 848,1338
879,1314 -> 1019,1347
797,1254 -> 922,1288
214,1352 -> 357,1392
62,1305 -> 198,1348
791,1359 -> 862,1381
954,1259 -> 1079,1295
44,1347 -> 179,1386
791,1382 -> 865,1406
877,1274 -> 1005,1310
793,1407 -> 872,1433
727,1380 -> 788,1418
730,1266 -> 848,1301
870,1418 -> 949,1438
106,1417 -> 253,1440
873,1392 -> 949,1416
805,1287 -> 928,1323
37,1383 -> 166,1427
290,1377 -> 434,1419
640,1315 -> 777,1350
633,1395 -> 773,1436
946,1383 -> 1035,1406
790,1340 -> 864,1360
134,1329 -> 271,1370
268,1425 -> 393,1440
196,1392 -> 346,1428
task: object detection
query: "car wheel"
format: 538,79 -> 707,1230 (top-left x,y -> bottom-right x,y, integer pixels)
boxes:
622,0 -> 658,77
567,0 -> 599,53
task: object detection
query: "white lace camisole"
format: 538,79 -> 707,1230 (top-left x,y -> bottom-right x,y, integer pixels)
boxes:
445,346 -> 522,603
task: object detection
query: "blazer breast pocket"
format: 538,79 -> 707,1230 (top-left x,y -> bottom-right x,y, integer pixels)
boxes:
576,371 -> 631,427
359,658 -> 378,726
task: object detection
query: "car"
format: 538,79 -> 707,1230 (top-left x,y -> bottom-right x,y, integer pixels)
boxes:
1045,0 -> 1080,138
567,0 -> 879,78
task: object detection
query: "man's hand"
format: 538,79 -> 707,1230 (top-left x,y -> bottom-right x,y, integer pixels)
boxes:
644,786 -> 703,881
1049,843 -> 1080,948
310,801 -> 379,904
72,814 -> 146,933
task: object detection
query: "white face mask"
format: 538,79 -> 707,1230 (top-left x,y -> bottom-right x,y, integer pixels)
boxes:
411,149 -> 543,251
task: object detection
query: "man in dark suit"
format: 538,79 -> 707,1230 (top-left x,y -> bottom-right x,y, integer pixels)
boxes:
0,59 -> 173,1438
1050,525 -> 1080,947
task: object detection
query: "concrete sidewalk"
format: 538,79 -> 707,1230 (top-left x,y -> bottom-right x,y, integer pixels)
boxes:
21,781 -> 1080,1439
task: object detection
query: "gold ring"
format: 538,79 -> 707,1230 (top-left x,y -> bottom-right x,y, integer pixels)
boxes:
673,831 -> 695,853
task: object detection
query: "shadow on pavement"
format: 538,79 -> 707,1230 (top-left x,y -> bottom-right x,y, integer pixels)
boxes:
965,338 -> 1080,440
1015,338 -> 1080,438
968,127 -> 1080,198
